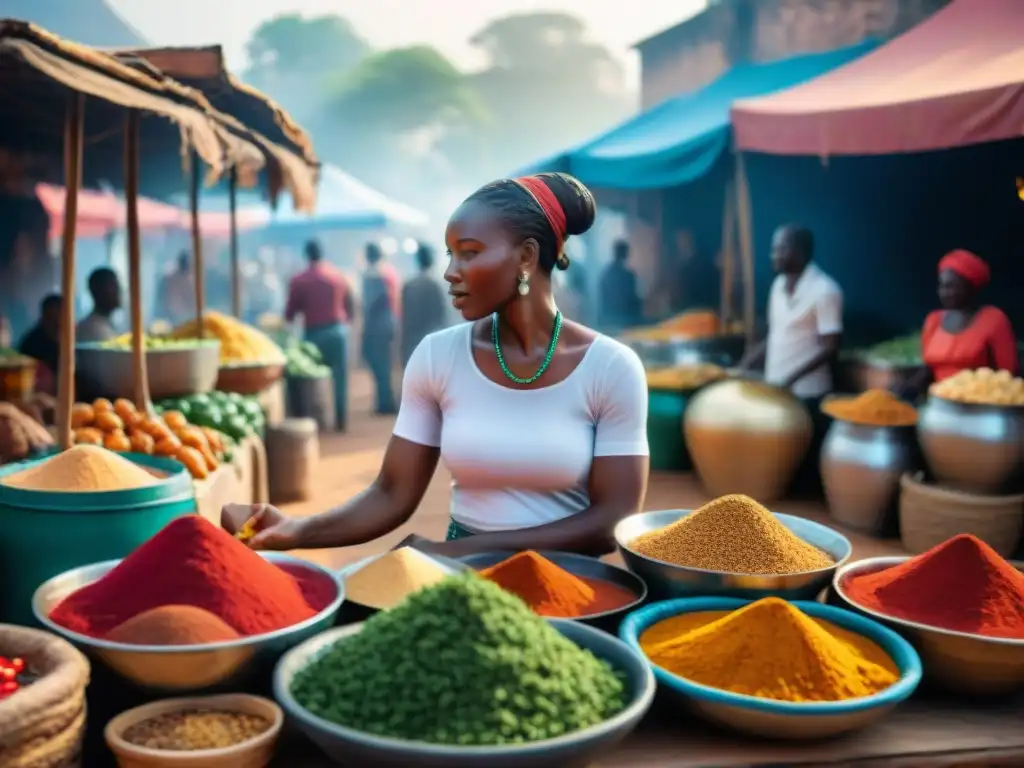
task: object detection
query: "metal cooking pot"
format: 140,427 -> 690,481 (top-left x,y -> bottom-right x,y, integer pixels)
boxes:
684,378 -> 812,503
917,395 -> 1024,494
821,418 -> 920,535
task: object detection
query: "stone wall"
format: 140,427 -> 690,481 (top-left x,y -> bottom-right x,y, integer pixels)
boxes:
639,0 -> 951,108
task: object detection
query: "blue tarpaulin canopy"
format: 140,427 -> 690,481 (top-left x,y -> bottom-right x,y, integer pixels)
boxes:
526,42 -> 876,190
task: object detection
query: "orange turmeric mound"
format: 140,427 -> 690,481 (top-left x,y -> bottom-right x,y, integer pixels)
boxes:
480,551 -> 595,618
822,389 -> 918,427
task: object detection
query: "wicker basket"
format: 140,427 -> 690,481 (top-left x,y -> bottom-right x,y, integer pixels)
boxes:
899,472 -> 1024,556
215,362 -> 285,395
0,624 -> 90,768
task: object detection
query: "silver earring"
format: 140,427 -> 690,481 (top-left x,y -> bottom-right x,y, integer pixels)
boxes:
517,273 -> 530,296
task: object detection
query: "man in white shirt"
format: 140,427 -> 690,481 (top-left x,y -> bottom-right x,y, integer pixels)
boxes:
737,224 -> 843,493
76,267 -> 122,343
737,225 -> 843,395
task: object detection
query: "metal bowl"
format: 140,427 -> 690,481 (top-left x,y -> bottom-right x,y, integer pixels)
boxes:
614,509 -> 852,601
623,334 -> 745,370
75,341 -> 221,401
834,358 -> 920,395
273,619 -> 656,768
619,597 -> 922,739
832,556 -> 1024,696
32,552 -> 344,694
917,394 -> 1024,494
457,550 -> 648,631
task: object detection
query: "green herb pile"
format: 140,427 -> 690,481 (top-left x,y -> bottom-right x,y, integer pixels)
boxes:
290,573 -> 627,746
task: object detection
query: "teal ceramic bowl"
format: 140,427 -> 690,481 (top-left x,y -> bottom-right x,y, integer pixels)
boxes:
620,597 -> 922,739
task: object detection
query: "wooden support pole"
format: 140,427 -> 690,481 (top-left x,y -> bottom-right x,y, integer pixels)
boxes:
124,111 -> 151,412
189,152 -> 206,337
229,167 -> 241,318
57,94 -> 85,451
719,181 -> 736,325
735,152 -> 757,347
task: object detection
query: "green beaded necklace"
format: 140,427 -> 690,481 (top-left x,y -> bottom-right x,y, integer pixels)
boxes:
491,311 -> 563,385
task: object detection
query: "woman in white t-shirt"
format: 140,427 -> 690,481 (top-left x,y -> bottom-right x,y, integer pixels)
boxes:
222,172 -> 650,556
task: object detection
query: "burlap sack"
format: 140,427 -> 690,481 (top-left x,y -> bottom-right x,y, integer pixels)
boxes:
0,624 -> 90,768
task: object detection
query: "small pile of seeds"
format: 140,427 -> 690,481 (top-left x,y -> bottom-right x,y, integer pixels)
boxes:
630,494 -> 833,575
121,709 -> 271,751
291,572 -> 627,746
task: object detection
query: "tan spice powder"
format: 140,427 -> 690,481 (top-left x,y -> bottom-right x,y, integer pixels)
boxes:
345,548 -> 451,609
630,494 -> 834,575
1,445 -> 161,492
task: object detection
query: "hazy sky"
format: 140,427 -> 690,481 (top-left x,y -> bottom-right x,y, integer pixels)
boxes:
107,0 -> 706,82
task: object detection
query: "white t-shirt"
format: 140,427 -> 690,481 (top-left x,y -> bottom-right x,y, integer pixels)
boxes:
393,323 -> 649,532
764,263 -> 843,399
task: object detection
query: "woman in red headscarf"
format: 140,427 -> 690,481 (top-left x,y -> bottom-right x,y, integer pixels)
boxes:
916,249 -> 1018,386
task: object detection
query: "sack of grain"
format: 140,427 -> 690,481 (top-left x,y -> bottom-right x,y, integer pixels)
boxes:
0,624 -> 90,768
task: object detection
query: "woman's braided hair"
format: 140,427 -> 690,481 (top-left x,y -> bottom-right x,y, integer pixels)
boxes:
464,172 -> 596,273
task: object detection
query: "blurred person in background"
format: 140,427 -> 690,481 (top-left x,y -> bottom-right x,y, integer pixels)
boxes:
285,239 -> 355,431
362,242 -> 399,415
76,267 -> 122,343
18,293 -> 62,395
401,242 -> 449,366
243,249 -> 283,326
598,240 -> 642,333
158,252 -> 193,326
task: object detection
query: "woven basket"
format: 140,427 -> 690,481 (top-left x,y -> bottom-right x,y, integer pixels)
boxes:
216,362 -> 285,396
899,472 -> 1024,556
0,624 -> 90,768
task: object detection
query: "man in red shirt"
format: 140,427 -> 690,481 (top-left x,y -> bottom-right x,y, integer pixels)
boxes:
285,240 -> 355,430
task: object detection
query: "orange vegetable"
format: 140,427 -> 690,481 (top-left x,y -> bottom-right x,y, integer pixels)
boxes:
94,411 -> 125,433
175,445 -> 209,479
129,431 -> 155,455
73,427 -> 104,446
163,411 -> 189,431
199,427 -> 224,454
103,429 -> 132,452
92,398 -> 114,413
71,403 -> 95,429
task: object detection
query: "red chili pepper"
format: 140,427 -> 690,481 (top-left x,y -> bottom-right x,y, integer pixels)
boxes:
0,657 -> 10,669
0,680 -> 18,694
10,658 -> 24,674
0,668 -> 16,681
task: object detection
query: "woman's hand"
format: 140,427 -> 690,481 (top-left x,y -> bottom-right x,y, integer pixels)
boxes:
221,503 -> 305,551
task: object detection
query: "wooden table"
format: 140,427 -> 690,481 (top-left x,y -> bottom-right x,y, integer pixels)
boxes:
270,692 -> 1024,767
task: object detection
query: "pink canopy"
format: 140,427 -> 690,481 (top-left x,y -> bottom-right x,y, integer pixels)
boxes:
731,0 -> 1024,156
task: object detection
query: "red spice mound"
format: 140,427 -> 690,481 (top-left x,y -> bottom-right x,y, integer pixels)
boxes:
843,534 -> 1024,639
49,516 -> 336,637
480,551 -> 597,618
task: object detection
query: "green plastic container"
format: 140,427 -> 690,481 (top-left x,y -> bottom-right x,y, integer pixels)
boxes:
0,452 -> 198,626
647,389 -> 692,472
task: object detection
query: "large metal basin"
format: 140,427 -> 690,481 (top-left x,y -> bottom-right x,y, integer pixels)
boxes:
75,341 -> 221,401
625,334 -> 745,370
917,395 -> 1024,494
833,556 -> 1024,696
32,552 -> 343,694
821,419 -> 921,535
614,509 -> 851,601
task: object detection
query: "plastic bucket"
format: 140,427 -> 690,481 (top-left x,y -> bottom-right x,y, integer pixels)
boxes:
648,389 -> 692,472
0,453 -> 198,625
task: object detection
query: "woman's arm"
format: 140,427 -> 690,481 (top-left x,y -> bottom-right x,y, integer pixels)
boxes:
293,436 -> 440,548
429,454 -> 648,557
986,309 -> 1019,374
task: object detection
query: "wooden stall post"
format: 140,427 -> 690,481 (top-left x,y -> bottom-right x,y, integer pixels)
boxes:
189,151 -> 206,338
124,111 -> 151,412
719,181 -> 736,324
735,153 -> 757,348
229,167 -> 241,318
56,94 -> 84,452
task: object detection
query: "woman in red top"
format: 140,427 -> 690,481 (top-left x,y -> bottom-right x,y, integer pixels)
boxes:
913,250 -> 1018,391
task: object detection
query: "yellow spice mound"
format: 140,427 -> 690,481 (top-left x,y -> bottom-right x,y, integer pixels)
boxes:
1,445 -> 160,492
640,598 -> 898,702
345,548 -> 450,609
630,494 -> 833,574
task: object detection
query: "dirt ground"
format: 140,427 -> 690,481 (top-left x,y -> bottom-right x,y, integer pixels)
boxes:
281,370 -> 904,571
